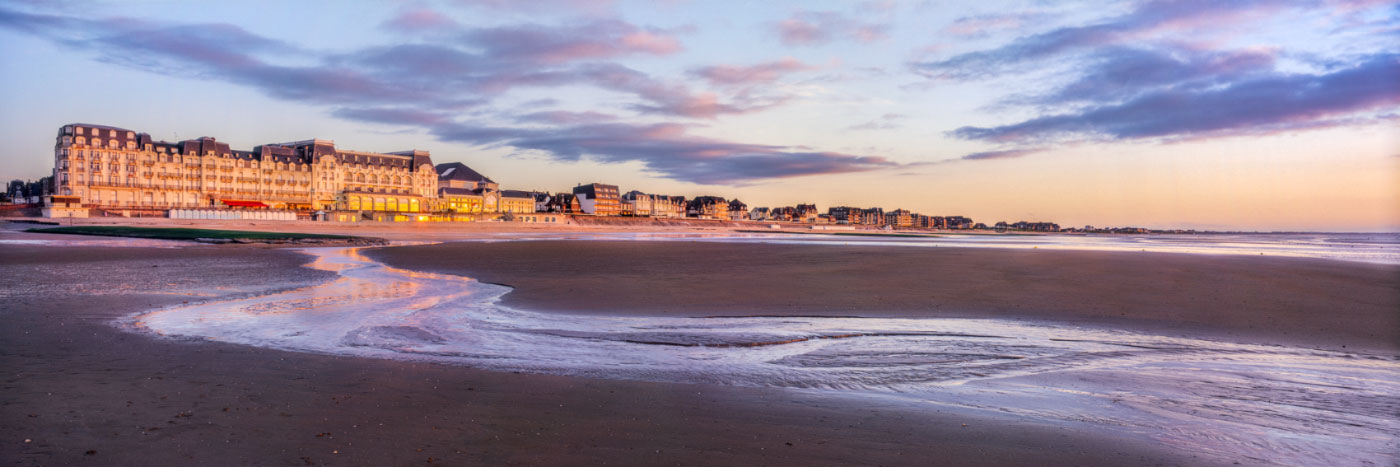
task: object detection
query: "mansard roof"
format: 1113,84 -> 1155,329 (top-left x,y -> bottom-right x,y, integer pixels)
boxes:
436,162 -> 495,183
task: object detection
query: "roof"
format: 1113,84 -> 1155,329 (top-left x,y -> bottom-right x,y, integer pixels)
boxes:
438,187 -> 484,197
500,190 -> 533,199
572,183 -> 618,198
68,123 -> 135,133
436,162 -> 494,183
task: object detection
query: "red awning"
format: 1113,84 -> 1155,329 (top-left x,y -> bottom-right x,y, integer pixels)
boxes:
220,200 -> 268,208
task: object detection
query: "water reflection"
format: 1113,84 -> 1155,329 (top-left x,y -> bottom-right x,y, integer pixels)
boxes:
130,246 -> 1400,465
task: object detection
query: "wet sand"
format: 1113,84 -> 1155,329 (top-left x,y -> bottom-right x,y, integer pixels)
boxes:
1,243 -> 1220,466
370,241 -> 1400,355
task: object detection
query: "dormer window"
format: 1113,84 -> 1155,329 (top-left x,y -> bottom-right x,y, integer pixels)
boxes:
76,127 -> 84,135
108,130 -> 116,137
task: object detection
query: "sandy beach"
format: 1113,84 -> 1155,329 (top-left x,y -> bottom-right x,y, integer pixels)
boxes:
3,221 -> 1397,465
0,238 -> 1223,466
370,240 -> 1400,354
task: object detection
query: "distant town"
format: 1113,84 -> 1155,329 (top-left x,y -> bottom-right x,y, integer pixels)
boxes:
5,123 -> 1198,234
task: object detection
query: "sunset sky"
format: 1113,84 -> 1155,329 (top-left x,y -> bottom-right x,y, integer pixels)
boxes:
1,0 -> 1396,231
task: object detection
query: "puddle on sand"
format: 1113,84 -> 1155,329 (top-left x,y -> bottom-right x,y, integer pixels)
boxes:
128,246 -> 1400,466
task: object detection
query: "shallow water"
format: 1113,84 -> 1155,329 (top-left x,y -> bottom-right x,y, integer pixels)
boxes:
130,246 -> 1400,466
454,231 -> 1400,265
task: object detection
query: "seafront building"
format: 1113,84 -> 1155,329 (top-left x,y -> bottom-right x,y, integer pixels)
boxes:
38,123 -> 990,227
52,123 -> 436,213
573,183 -> 621,216
47,123 -> 546,221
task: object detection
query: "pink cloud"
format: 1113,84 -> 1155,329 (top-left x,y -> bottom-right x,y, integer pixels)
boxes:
689,57 -> 814,87
466,20 -> 683,63
381,8 -> 459,33
619,30 -> 682,55
775,11 -> 887,47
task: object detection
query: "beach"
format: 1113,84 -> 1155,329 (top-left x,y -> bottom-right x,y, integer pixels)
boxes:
0,238 -> 1220,466
3,223 -> 1397,465
370,240 -> 1400,354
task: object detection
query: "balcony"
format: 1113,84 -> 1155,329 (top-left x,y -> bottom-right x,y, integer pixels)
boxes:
141,161 -> 155,167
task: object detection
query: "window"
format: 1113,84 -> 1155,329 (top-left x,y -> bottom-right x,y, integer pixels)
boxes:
386,198 -> 398,211
374,197 -> 386,211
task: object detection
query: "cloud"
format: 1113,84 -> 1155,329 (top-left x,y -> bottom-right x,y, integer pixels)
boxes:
689,57 -> 814,87
380,8 -> 460,33
516,110 -> 620,124
332,107 -> 456,126
1039,46 -> 1278,105
0,5 -> 894,185
431,121 -> 901,185
774,10 -> 888,47
951,53 -> 1400,143
848,113 -> 906,131
0,6 -> 774,119
462,19 -> 682,63
941,12 -> 1044,37
911,1 -> 1281,80
451,0 -> 616,14
915,1 -> 1397,153
960,148 -> 1041,160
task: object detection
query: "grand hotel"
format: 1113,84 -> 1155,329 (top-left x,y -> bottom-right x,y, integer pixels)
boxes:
50,123 -> 534,220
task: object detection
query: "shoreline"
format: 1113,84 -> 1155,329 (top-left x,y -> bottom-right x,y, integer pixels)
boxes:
0,240 -> 1230,466
8,217 -> 1397,266
368,240 -> 1400,355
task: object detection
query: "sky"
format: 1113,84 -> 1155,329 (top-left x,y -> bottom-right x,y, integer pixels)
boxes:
0,0 -> 1396,231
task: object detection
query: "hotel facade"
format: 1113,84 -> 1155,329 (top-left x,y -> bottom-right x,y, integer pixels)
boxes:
49,123 -> 533,220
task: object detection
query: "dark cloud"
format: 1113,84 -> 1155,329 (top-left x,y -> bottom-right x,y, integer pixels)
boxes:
774,10 -> 888,47
1040,47 -> 1278,105
912,0 -> 1278,80
960,148 -> 1041,160
430,121 -> 900,185
0,4 -> 877,186
516,111 -> 620,124
1,7 -> 765,119
918,0 -> 1396,155
952,53 -> 1400,143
